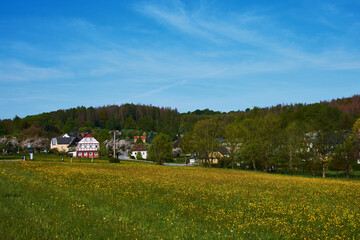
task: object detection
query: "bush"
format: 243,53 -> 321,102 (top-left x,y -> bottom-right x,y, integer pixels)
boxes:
49,148 -> 60,155
136,151 -> 143,160
108,158 -> 120,163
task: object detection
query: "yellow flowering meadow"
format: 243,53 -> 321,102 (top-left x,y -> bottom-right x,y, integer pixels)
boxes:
0,161 -> 359,239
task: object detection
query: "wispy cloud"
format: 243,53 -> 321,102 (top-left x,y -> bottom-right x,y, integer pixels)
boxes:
135,0 -> 215,41
0,60 -> 72,82
1,1 -> 360,118
122,79 -> 188,103
134,0 -> 360,73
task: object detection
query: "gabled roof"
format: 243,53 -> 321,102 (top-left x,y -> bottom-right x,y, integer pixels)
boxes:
79,132 -> 88,137
78,134 -> 99,144
68,136 -> 82,147
218,146 -> 229,156
132,143 -> 147,152
134,136 -> 146,139
173,138 -> 181,148
56,137 -> 73,145
67,132 -> 79,138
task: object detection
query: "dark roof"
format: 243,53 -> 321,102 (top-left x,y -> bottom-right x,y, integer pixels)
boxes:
56,137 -> 73,145
133,144 -> 147,152
68,136 -> 82,147
67,132 -> 78,137
218,146 -> 229,156
173,138 -> 181,148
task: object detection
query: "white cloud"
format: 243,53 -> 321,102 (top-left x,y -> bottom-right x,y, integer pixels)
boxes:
134,1 -> 360,73
0,60 -> 72,82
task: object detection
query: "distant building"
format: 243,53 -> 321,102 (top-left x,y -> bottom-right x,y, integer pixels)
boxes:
189,154 -> 196,165
134,136 -> 146,143
131,143 -> 147,159
76,134 -> 100,158
50,132 -> 83,153
208,146 -> 230,164
50,137 -> 73,152
173,138 -> 181,149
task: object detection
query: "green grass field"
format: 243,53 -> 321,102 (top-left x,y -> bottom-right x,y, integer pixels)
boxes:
1,160 -> 359,239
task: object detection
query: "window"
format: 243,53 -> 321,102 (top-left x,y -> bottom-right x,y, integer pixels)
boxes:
89,152 -> 93,156
78,153 -> 81,156
84,152 -> 87,156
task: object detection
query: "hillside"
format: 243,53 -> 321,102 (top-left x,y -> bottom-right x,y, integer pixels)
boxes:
0,95 -> 359,140
322,94 -> 360,115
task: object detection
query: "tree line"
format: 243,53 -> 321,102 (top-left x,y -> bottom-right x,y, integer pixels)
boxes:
1,95 -> 360,177
180,102 -> 360,177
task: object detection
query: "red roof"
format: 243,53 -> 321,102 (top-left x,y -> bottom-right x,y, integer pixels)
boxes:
84,133 -> 94,138
134,136 -> 146,140
133,144 -> 147,152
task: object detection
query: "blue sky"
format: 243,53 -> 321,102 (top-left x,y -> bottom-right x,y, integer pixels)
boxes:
1,0 -> 360,119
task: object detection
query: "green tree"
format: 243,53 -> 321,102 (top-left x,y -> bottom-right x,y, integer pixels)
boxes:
348,117 -> 360,175
238,118 -> 260,171
136,151 -> 143,160
224,122 -> 241,169
179,132 -> 196,155
106,116 -> 118,130
148,133 -> 173,164
239,115 -> 281,172
329,139 -> 352,177
285,121 -> 306,173
308,131 -> 344,178
135,137 -> 144,146
190,119 -> 221,167
147,131 -> 155,144
99,109 -> 108,127
96,129 -> 111,156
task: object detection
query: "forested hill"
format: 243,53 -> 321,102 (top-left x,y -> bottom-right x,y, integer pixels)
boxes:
0,95 -> 359,140
322,94 -> 360,115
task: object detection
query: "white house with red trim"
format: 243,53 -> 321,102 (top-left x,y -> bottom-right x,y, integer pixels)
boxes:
76,134 -> 100,158
131,144 -> 147,159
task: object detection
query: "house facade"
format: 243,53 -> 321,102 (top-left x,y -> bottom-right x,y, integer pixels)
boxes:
207,146 -> 230,164
76,134 -> 100,158
50,133 -> 83,153
50,137 -> 73,152
131,144 -> 147,159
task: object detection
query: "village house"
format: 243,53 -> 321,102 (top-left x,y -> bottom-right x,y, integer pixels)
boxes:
50,133 -> 82,152
134,136 -> 146,143
208,146 -> 230,164
189,154 -> 196,165
131,143 -> 147,159
50,136 -> 72,152
76,134 -> 100,158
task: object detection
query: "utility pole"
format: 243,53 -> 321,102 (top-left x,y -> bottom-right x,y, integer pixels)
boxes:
113,131 -> 116,158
